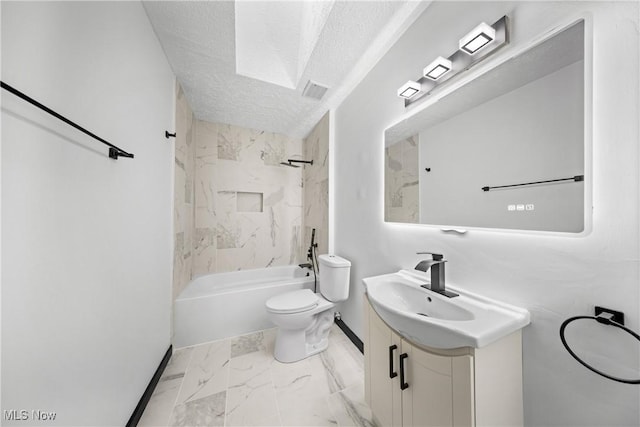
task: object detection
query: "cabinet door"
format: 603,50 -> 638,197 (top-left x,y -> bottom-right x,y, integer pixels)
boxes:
368,302 -> 402,427
401,341 -> 454,427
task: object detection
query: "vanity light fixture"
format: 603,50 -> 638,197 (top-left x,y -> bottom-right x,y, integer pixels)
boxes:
459,22 -> 496,55
423,56 -> 452,80
399,16 -> 508,107
397,80 -> 421,99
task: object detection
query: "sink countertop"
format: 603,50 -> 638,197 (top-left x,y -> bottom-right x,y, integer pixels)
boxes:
363,269 -> 531,349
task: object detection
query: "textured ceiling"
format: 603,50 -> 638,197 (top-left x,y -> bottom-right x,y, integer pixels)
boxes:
143,1 -> 428,138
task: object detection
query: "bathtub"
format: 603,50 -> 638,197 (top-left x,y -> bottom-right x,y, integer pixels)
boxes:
174,265 -> 315,348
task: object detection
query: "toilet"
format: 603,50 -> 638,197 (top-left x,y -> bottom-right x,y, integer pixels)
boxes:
265,254 -> 351,363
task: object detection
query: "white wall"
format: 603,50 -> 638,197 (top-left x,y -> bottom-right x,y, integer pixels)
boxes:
1,2 -> 174,426
334,1 -> 639,426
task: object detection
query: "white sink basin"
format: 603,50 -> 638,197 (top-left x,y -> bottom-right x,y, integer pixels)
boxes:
363,270 -> 530,349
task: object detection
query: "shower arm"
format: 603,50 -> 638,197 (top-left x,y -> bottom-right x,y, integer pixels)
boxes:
287,159 -> 313,165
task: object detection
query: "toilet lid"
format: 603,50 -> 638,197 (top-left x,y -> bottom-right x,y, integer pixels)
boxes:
266,289 -> 319,314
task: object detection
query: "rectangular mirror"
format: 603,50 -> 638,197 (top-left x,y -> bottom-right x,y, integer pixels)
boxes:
385,20 -> 587,233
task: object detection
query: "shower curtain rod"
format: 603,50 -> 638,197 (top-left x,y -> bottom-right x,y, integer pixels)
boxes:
1,81 -> 134,160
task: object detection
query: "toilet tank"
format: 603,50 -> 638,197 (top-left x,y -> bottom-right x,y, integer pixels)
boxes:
318,254 -> 351,302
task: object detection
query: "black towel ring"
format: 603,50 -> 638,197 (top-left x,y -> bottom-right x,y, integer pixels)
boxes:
559,315 -> 640,384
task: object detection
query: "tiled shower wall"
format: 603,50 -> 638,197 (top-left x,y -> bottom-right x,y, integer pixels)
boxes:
173,83 -> 196,300
173,91 -> 330,285
192,121 -> 305,275
302,112 -> 330,259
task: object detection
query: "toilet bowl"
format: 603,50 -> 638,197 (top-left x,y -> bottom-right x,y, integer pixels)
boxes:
265,254 -> 351,363
266,289 -> 335,363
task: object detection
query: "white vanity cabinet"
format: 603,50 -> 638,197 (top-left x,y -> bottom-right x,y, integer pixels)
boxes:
364,296 -> 523,427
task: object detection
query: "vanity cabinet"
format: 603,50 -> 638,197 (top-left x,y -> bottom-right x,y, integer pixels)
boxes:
364,296 -> 523,427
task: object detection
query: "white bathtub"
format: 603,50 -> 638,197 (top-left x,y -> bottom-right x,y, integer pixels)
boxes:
174,265 -> 315,348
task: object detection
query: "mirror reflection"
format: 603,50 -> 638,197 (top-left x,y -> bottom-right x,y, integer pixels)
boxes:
384,20 -> 586,233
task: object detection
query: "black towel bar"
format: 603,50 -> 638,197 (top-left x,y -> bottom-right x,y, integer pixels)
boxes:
1,81 -> 134,160
482,175 -> 584,192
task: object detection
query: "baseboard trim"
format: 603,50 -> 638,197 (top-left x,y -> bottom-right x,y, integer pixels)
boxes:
127,345 -> 172,427
335,318 -> 363,354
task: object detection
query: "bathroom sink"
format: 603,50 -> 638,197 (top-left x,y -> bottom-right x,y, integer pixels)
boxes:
363,270 -> 530,349
376,279 -> 475,321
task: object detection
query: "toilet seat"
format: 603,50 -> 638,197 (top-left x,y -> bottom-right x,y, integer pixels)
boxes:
266,289 -> 319,314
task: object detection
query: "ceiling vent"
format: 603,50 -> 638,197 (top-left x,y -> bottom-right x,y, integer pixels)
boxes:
302,80 -> 329,100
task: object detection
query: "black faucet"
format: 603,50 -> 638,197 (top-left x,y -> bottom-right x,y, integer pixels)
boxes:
415,252 -> 458,298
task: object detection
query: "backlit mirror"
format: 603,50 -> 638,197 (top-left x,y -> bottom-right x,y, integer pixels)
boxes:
384,20 -> 587,233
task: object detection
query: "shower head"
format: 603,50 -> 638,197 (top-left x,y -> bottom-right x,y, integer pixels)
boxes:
280,161 -> 300,168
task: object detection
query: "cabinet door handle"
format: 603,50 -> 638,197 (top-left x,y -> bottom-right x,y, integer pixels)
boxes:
399,353 -> 409,390
389,345 -> 398,378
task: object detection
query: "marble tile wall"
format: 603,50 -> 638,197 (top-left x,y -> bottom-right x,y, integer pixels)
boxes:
385,135 -> 419,223
173,83 -> 196,300
302,111 -> 330,259
193,121 -> 305,274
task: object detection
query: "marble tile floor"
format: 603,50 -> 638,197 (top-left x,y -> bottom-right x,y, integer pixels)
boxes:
139,324 -> 374,427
